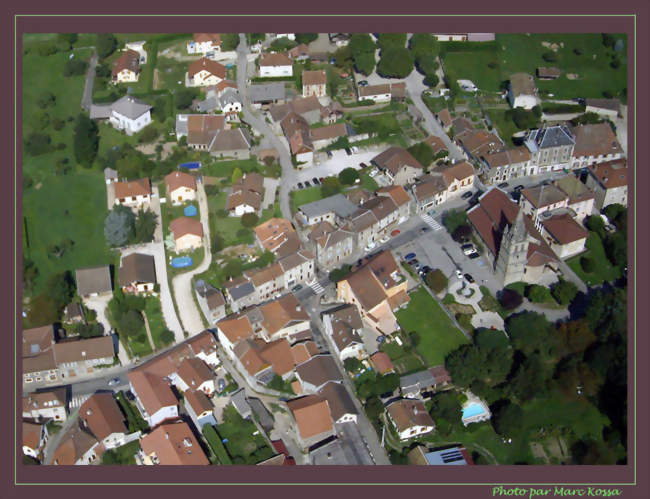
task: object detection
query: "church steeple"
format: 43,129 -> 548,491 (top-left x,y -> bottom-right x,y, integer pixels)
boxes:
495,208 -> 530,286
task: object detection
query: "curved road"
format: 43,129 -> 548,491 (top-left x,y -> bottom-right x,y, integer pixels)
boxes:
236,34 -> 293,220
171,181 -> 212,336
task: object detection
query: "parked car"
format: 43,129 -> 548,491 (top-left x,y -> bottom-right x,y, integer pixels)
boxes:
292,284 -> 303,292
461,243 -> 476,256
419,265 -> 432,275
407,259 -> 420,266
461,190 -> 473,200
304,180 -> 311,187
455,269 -> 463,280
345,148 -> 352,156
391,229 -> 401,237
312,177 -> 320,185
359,162 -> 368,168
379,235 -> 390,244
464,273 -> 475,284
514,185 -> 524,191
125,390 -> 136,401
377,335 -> 387,344
217,379 -> 227,392
358,80 -> 369,87
497,182 -> 509,188
297,182 -> 304,189
427,209 -> 437,217
420,226 -> 430,234
108,377 -> 121,387
327,150 -> 333,158
319,177 -> 324,182
468,252 -> 480,259
364,241 -> 376,251
404,253 -> 416,261
351,146 -> 359,154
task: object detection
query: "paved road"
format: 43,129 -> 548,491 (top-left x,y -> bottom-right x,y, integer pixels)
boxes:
236,34 -> 293,220
42,410 -> 79,465
171,180 -> 212,336
80,51 -> 98,111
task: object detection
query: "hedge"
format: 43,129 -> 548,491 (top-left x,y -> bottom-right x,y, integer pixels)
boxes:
202,425 -> 233,465
439,41 -> 498,53
541,103 -> 586,114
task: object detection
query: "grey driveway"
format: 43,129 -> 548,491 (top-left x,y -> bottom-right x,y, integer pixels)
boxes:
80,51 -> 98,111
171,180 -> 212,337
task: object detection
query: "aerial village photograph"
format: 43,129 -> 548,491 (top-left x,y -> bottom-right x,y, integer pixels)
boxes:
20,31 -> 629,468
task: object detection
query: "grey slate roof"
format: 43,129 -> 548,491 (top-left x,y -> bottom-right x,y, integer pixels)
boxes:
525,125 -> 575,152
230,389 -> 252,418
298,194 -> 359,220
228,280 -> 255,301
111,96 -> 152,120
249,83 -> 286,103
195,96 -> 218,113
247,397 -> 274,432
400,369 -> 438,393
219,88 -> 242,107
89,104 -> 112,120
209,128 -> 250,153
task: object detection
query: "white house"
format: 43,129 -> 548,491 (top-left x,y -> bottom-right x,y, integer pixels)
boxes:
113,178 -> 152,208
90,96 -> 152,136
172,358 -> 216,396
128,370 -> 179,428
259,52 -> 293,77
187,57 -> 226,87
165,171 -> 197,205
321,305 -> 367,362
187,33 -> 222,55
387,399 -> 436,441
22,422 -> 47,459
358,83 -> 391,104
508,73 -> 539,110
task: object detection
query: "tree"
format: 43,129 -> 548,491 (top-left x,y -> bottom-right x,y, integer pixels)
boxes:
63,59 -> 88,77
601,33 -> 616,48
77,323 -> 104,338
445,340 -> 513,391
295,33 -> 318,44
57,33 -> 78,46
175,89 -> 197,110
526,284 -> 553,304
134,208 -> 157,243
117,309 -> 144,339
603,204 -> 626,226
508,108 -> 539,130
160,329 -> 175,345
328,264 -> 351,283
376,47 -> 414,79
554,320 -> 597,358
231,167 -> 243,184
364,396 -> 384,422
505,311 -> 553,357
376,33 -> 407,51
508,353 -> 551,403
429,390 -> 463,426
409,33 -> 439,59
352,51 -> 376,76
343,357 -> 364,373
24,132 -> 52,156
425,269 -> 448,293
407,142 -> 434,167
138,126 -> 159,144
499,288 -> 523,310
349,34 -> 376,75
95,63 -> 111,78
585,215 -> 606,240
570,112 -> 604,127
37,91 -> 56,109
442,209 -> 469,234
376,373 -> 400,395
73,113 -> 99,167
320,177 -> 342,197
221,33 -> 240,51
104,205 -> 136,246
452,224 -> 472,243
604,232 -> 626,269
581,256 -> 595,273
96,33 -> 118,59
241,213 -> 259,228
542,51 -> 558,63
338,167 -> 360,185
551,279 -> 579,306
423,73 -> 440,88
492,401 -> 525,437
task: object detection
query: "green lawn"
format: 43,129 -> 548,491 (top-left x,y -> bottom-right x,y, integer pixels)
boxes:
207,191 -> 254,247
380,340 -> 425,374
289,186 -> 325,214
144,296 -> 173,349
567,232 -> 621,286
203,158 -> 267,180
101,440 -> 141,465
216,405 -> 275,465
442,49 -> 503,93
486,109 -> 522,146
155,54 -> 191,92
396,287 -> 469,367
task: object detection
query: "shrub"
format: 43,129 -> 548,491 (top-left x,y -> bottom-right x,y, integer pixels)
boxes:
204,185 -> 220,196
24,133 -> 52,156
610,58 -> 621,69
487,61 -> 498,69
37,91 -> 56,109
581,256 -> 595,273
329,264 -> 352,283
63,59 -> 88,77
241,213 -> 259,228
423,74 -> 440,88
526,284 -> 553,303
542,51 -> 558,62
138,126 -> 159,144
96,33 -> 117,59
551,279 -> 579,306
160,329 -> 175,345
574,47 -> 583,55
52,118 -> 66,131
338,167 -> 360,185
95,63 -> 111,78
452,224 -> 472,243
426,269 -> 448,294
499,289 -> 523,310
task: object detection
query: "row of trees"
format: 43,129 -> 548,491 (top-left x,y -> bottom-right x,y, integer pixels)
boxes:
104,205 -> 157,247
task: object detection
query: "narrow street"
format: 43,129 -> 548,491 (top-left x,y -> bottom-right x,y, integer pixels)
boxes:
236,34 -> 293,220
42,410 -> 79,465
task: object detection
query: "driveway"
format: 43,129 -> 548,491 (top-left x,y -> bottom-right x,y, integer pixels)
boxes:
82,293 -> 130,366
171,180 -> 212,337
121,242 -> 184,343
288,148 -> 382,187
80,51 -> 98,111
42,410 -> 80,465
262,177 -> 279,210
236,34 -> 293,220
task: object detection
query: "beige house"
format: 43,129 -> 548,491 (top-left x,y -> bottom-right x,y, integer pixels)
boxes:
307,221 -> 355,271
387,399 -> 435,441
302,70 -> 327,98
287,395 -> 335,449
165,171 -> 197,205
139,422 -> 209,465
187,57 -> 226,87
114,178 -> 152,208
371,147 -> 424,186
22,387 -> 68,422
411,174 -> 448,213
79,393 -> 129,450
169,217 -> 203,252
524,126 -> 575,174
118,253 -> 156,294
481,147 -> 532,184
571,123 -> 624,169
187,33 -> 222,55
112,49 -> 140,83
539,213 -> 588,259
507,73 -> 539,109
336,251 -> 409,335
435,161 -> 475,199
585,159 -> 628,209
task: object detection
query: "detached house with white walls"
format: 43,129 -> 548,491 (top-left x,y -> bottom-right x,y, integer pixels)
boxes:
187,57 -> 226,87
507,73 -> 539,109
165,171 -> 197,205
89,96 -> 152,135
259,52 -> 293,77
187,33 -> 222,55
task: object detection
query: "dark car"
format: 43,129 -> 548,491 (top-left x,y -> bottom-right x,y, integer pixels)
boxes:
358,80 -> 369,87
327,150 -> 333,158
419,226 -> 430,234
125,390 -> 136,401
377,335 -> 387,344
217,378 -> 227,392
461,191 -> 473,200
312,177 -> 320,185
497,182 -> 509,188
319,177 -> 325,182
468,252 -> 480,259
419,265 -> 432,276
297,182 -> 304,189
304,180 -> 311,187
404,252 -> 416,261
345,148 -> 352,156
359,162 -> 368,168
461,243 -> 474,251
514,185 -> 524,191
292,284 -> 303,292
464,273 -> 475,283
407,259 -> 420,266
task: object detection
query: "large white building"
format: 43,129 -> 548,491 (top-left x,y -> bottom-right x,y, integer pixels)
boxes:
89,96 -> 152,135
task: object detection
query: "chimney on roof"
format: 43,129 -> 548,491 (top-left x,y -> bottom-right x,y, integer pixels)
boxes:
165,433 -> 169,439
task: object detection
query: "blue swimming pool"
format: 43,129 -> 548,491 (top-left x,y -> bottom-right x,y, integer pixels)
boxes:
184,205 -> 198,217
179,161 -> 201,170
462,403 -> 487,420
171,256 -> 193,268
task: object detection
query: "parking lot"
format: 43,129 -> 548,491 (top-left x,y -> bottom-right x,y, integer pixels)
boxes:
291,147 -> 383,186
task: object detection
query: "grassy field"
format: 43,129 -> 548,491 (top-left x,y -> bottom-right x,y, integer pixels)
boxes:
359,173 -> 379,192
442,50 -> 503,93
101,440 -> 141,465
207,191 -> 254,247
144,296 -> 173,349
380,340 -> 425,374
396,287 -> 469,367
486,109 -> 522,146
155,55 -> 191,92
567,232 -> 621,286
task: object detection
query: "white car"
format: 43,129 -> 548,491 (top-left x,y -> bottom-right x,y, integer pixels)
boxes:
379,235 -> 390,244
455,269 -> 463,280
365,242 -> 376,252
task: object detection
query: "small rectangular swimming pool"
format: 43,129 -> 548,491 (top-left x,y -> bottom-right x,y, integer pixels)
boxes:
171,256 -> 193,268
462,402 -> 487,420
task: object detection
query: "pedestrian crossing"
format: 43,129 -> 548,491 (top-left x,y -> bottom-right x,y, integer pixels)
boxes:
421,213 -> 443,231
70,394 -> 91,409
309,280 -> 325,294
